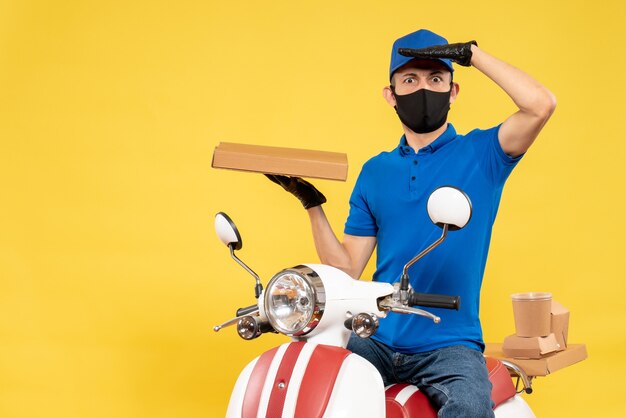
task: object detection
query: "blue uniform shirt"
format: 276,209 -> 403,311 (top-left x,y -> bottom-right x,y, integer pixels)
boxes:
344,124 -> 522,353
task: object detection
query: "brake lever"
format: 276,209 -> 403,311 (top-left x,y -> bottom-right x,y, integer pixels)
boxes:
213,308 -> 260,332
378,301 -> 441,324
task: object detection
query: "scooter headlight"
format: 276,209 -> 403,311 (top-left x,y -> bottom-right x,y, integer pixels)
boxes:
264,266 -> 325,336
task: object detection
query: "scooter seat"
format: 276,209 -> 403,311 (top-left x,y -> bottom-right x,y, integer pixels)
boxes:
385,356 -> 517,418
485,356 -> 518,408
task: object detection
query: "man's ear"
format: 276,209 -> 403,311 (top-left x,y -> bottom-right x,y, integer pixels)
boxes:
450,82 -> 460,104
383,85 -> 396,107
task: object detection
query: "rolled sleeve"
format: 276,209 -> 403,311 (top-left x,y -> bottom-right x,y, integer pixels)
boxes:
469,124 -> 523,186
344,172 -> 377,237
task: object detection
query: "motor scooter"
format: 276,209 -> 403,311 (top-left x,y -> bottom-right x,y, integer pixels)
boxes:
214,186 -> 535,418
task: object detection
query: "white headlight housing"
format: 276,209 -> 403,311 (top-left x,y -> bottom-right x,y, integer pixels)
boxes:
264,266 -> 325,336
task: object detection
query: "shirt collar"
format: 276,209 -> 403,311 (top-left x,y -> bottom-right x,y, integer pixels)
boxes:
398,124 -> 457,156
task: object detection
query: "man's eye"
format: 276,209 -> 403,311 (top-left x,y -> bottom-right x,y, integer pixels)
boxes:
404,78 -> 416,83
432,76 -> 442,83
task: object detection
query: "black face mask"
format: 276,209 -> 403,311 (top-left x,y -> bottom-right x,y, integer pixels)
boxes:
392,87 -> 451,134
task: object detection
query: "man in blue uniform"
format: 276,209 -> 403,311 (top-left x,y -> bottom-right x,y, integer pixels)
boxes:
266,29 -> 556,417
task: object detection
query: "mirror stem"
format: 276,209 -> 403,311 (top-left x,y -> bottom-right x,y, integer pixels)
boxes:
229,244 -> 263,298
400,224 -> 449,297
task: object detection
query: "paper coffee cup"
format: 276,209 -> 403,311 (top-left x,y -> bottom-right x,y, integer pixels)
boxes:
511,292 -> 552,337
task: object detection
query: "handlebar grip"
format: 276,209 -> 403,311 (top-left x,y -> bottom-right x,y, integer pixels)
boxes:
408,292 -> 461,310
236,304 -> 258,317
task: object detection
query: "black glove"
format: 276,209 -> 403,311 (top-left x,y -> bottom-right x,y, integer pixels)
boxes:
264,174 -> 326,209
398,41 -> 478,67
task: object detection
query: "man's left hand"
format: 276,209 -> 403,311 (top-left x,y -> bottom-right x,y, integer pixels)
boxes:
398,41 -> 478,67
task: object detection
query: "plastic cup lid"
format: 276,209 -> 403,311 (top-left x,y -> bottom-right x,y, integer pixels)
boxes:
511,292 -> 552,301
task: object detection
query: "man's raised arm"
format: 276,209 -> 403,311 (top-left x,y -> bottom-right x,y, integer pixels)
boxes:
470,45 -> 557,157
398,41 -> 556,157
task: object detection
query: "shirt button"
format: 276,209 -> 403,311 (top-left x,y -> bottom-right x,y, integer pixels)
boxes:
411,176 -> 416,181
413,160 -> 418,165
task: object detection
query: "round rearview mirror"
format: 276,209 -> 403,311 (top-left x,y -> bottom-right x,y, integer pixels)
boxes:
427,186 -> 472,231
215,212 -> 243,250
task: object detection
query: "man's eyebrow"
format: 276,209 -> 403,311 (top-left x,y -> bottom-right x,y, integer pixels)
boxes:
399,70 -> 445,77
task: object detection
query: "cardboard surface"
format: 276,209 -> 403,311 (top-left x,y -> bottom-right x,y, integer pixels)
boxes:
502,333 -> 561,359
212,142 -> 349,181
485,343 -> 587,377
551,300 -> 570,351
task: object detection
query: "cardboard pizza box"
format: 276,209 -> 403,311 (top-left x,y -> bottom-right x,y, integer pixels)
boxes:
212,142 -> 348,181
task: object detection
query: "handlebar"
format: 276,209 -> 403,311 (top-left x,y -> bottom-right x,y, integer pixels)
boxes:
236,304 -> 258,317
408,292 -> 460,310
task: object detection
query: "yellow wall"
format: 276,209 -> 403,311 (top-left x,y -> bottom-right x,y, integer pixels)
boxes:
1,0 -> 625,416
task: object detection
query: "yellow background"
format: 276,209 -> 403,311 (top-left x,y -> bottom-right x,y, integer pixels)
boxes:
1,0 -> 625,416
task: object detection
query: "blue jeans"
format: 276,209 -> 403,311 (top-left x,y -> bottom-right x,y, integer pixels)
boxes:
347,335 -> 494,418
